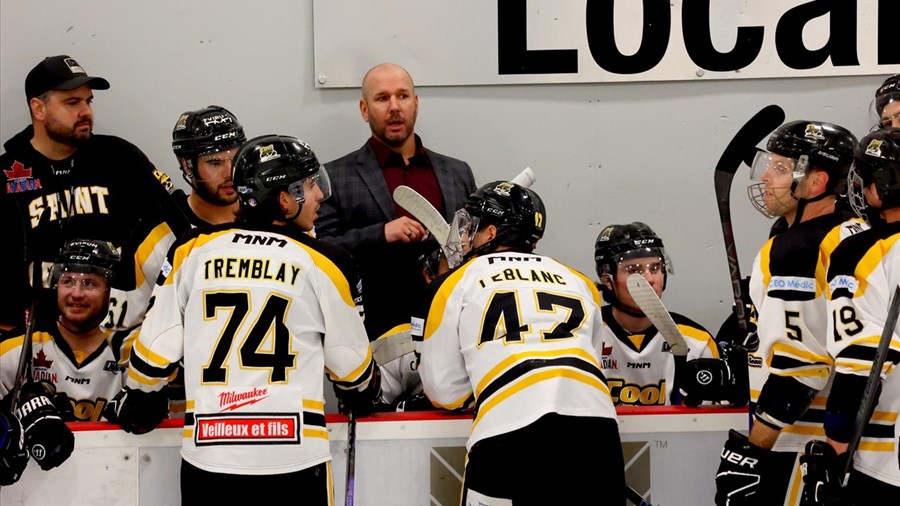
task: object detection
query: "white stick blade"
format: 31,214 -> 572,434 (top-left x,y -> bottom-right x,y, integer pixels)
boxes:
392,185 -> 451,245
626,274 -> 690,356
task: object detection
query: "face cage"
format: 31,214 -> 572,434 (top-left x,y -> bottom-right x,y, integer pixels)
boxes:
747,150 -> 807,219
445,209 -> 481,269
846,165 -> 869,221
285,167 -> 332,206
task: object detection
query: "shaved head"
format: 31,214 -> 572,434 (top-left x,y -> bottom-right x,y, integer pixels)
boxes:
361,63 -> 414,99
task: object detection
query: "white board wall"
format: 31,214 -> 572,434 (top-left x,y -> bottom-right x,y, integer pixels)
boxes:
0,0 -> 891,332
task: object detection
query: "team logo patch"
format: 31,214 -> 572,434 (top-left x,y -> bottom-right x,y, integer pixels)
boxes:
201,114 -> 233,127
194,413 -> 301,446
865,139 -> 883,157
32,349 -> 58,384
104,360 -> 125,373
63,58 -> 85,74
491,182 -> 514,197
174,114 -> 190,131
4,160 -> 42,193
258,144 -> 280,163
804,123 -> 825,140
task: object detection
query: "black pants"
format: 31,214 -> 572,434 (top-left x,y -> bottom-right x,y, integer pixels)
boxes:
180,459 -> 330,506
462,414 -> 626,505
844,469 -> 900,505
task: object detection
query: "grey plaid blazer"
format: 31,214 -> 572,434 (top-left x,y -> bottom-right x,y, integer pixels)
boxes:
314,140 -> 476,340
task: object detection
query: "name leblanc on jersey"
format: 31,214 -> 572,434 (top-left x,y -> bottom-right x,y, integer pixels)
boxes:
204,257 -> 302,284
478,268 -> 567,288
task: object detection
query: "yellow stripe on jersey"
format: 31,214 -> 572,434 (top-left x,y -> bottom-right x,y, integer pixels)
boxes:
134,336 -> 174,368
566,267 -> 603,307
0,331 -> 54,355
771,342 -> 833,367
128,367 -> 165,387
303,428 -> 329,439
292,239 -> 355,307
853,234 -> 900,298
327,347 -> 373,383
303,399 -> 325,411
872,410 -> 899,423
759,239 -> 774,288
475,347 -> 601,397
817,224 -> 849,296
134,221 -> 173,286
782,423 -> 825,436
472,368 -> 611,431
423,264 -> 471,341
377,323 -> 411,340
164,230 -> 233,285
859,441 -> 896,452
678,324 -> 721,359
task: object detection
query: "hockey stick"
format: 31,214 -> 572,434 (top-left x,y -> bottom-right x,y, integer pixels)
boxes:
8,263 -> 39,411
714,105 -> 785,332
393,185 -> 451,245
626,274 -> 689,356
393,167 -> 537,245
625,484 -> 653,506
345,411 -> 357,506
839,283 -> 900,486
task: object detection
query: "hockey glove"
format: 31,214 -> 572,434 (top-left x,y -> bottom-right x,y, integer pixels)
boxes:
715,429 -> 772,506
0,408 -> 29,486
799,440 -> 851,506
102,387 -> 168,435
680,344 -> 749,407
15,382 -> 75,471
334,367 -> 382,418
716,277 -> 759,352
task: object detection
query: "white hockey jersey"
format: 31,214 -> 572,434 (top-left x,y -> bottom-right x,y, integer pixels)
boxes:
0,327 -> 126,421
598,305 -> 719,406
413,252 -> 617,451
748,214 -> 867,452
827,222 -> 900,486
126,222 -> 376,475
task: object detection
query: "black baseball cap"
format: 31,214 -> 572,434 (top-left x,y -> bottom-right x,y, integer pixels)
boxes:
24,55 -> 110,100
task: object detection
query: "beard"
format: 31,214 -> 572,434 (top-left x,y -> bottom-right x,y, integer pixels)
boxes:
196,179 -> 239,206
45,115 -> 93,147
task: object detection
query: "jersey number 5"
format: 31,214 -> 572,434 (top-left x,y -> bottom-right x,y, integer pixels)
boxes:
202,291 -> 297,383
479,290 -> 586,346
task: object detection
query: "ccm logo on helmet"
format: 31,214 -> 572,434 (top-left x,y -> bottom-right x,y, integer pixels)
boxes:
214,132 -> 239,141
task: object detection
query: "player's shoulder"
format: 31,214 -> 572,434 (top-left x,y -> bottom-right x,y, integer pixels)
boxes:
669,311 -> 709,331
829,223 -> 899,279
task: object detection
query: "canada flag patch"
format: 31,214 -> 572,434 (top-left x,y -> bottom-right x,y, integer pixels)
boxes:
4,160 -> 41,193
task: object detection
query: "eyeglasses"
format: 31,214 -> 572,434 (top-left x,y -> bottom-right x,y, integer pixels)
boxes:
58,276 -> 105,291
620,262 -> 663,276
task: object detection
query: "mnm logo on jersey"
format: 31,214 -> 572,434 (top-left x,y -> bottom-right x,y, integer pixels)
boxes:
194,413 -> 300,446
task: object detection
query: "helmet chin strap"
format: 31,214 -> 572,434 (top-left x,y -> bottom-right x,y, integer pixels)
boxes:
790,180 -> 830,225
57,305 -> 108,336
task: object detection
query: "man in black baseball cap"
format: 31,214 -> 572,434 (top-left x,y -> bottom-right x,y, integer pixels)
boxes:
0,54 -> 177,340
24,55 -> 110,102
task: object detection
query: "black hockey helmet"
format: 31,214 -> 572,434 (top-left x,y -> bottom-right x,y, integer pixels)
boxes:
875,74 -> 900,121
171,105 -> 246,181
50,238 -> 120,287
749,120 -> 858,218
231,134 -> 331,222
849,128 -> 900,217
449,180 -> 545,262
594,222 -> 671,280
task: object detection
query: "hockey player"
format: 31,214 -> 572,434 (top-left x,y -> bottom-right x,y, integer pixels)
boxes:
414,181 -> 625,504
103,135 -> 380,504
0,238 -> 125,422
875,74 -> 899,129
110,105 -> 247,332
0,55 -> 175,335
593,222 -> 720,406
715,121 -> 867,506
800,128 -> 900,504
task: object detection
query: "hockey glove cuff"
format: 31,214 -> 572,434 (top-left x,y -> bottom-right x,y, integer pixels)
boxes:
334,366 -> 382,418
15,382 -> 75,471
800,440 -> 850,506
715,429 -> 773,506
0,408 -> 29,486
103,387 -> 168,435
